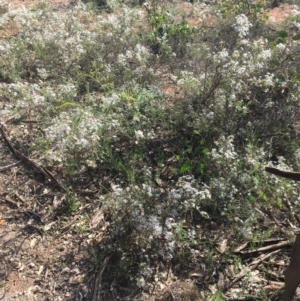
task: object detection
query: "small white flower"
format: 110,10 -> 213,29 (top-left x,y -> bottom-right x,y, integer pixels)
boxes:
233,14 -> 252,37
135,130 -> 144,140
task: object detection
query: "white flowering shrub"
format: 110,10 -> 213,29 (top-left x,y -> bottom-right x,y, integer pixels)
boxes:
208,136 -> 296,221
175,13 -> 300,162
233,14 -> 253,37
99,175 -> 211,284
0,4 -> 97,81
1,0 -> 300,297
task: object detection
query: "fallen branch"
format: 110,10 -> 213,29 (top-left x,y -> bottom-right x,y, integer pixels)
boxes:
225,249 -> 280,291
0,123 -> 66,191
250,249 -> 281,269
160,280 -> 175,301
0,160 -> 21,172
92,256 -> 111,301
239,240 -> 291,254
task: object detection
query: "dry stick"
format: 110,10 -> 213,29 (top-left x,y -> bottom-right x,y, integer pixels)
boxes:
0,123 -> 66,192
0,160 -> 21,172
227,297 -> 254,301
160,280 -> 175,301
225,249 -> 280,291
92,256 -> 111,301
239,240 -> 291,254
250,249 -> 281,267
5,194 -> 20,207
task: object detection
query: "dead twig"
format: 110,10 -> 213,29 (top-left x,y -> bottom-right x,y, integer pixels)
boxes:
249,249 -> 281,268
14,192 -> 26,203
0,160 -> 21,172
5,194 -> 19,207
92,256 -> 111,301
0,123 -> 66,191
160,280 -> 175,301
239,240 -> 291,254
225,249 -> 281,291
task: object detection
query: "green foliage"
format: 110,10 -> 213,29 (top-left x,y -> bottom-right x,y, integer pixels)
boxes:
145,3 -> 195,58
178,134 -> 209,178
63,192 -> 80,215
219,0 -> 266,23
90,247 -> 101,267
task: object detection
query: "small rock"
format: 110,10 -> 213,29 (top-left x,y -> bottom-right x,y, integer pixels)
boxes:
71,267 -> 80,274
30,285 -> 41,294
28,262 -> 36,268
62,267 -> 71,273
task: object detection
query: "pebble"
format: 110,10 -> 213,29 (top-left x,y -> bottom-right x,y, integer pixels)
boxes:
29,262 -> 36,268
71,267 -> 80,274
62,267 -> 71,273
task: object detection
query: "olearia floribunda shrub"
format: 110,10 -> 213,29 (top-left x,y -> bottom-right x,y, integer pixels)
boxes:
99,174 -> 212,286
1,0 -> 300,291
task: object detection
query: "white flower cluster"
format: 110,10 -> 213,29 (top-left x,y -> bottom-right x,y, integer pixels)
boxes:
1,4 -> 97,78
233,14 -> 253,37
98,173 -> 212,286
168,175 -> 211,212
211,135 -> 237,162
44,109 -> 104,163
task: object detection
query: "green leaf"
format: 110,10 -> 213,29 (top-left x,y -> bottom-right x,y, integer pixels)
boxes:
248,195 -> 256,202
276,30 -> 288,38
294,75 -> 300,84
277,37 -> 286,44
198,163 -> 206,174
270,59 -> 280,67
277,199 -> 283,209
293,33 -> 300,40
259,190 -> 267,202
286,54 -> 295,61
288,67 -> 296,75
202,148 -> 209,155
266,35 -> 275,42
180,161 -> 192,174
269,41 -> 276,48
